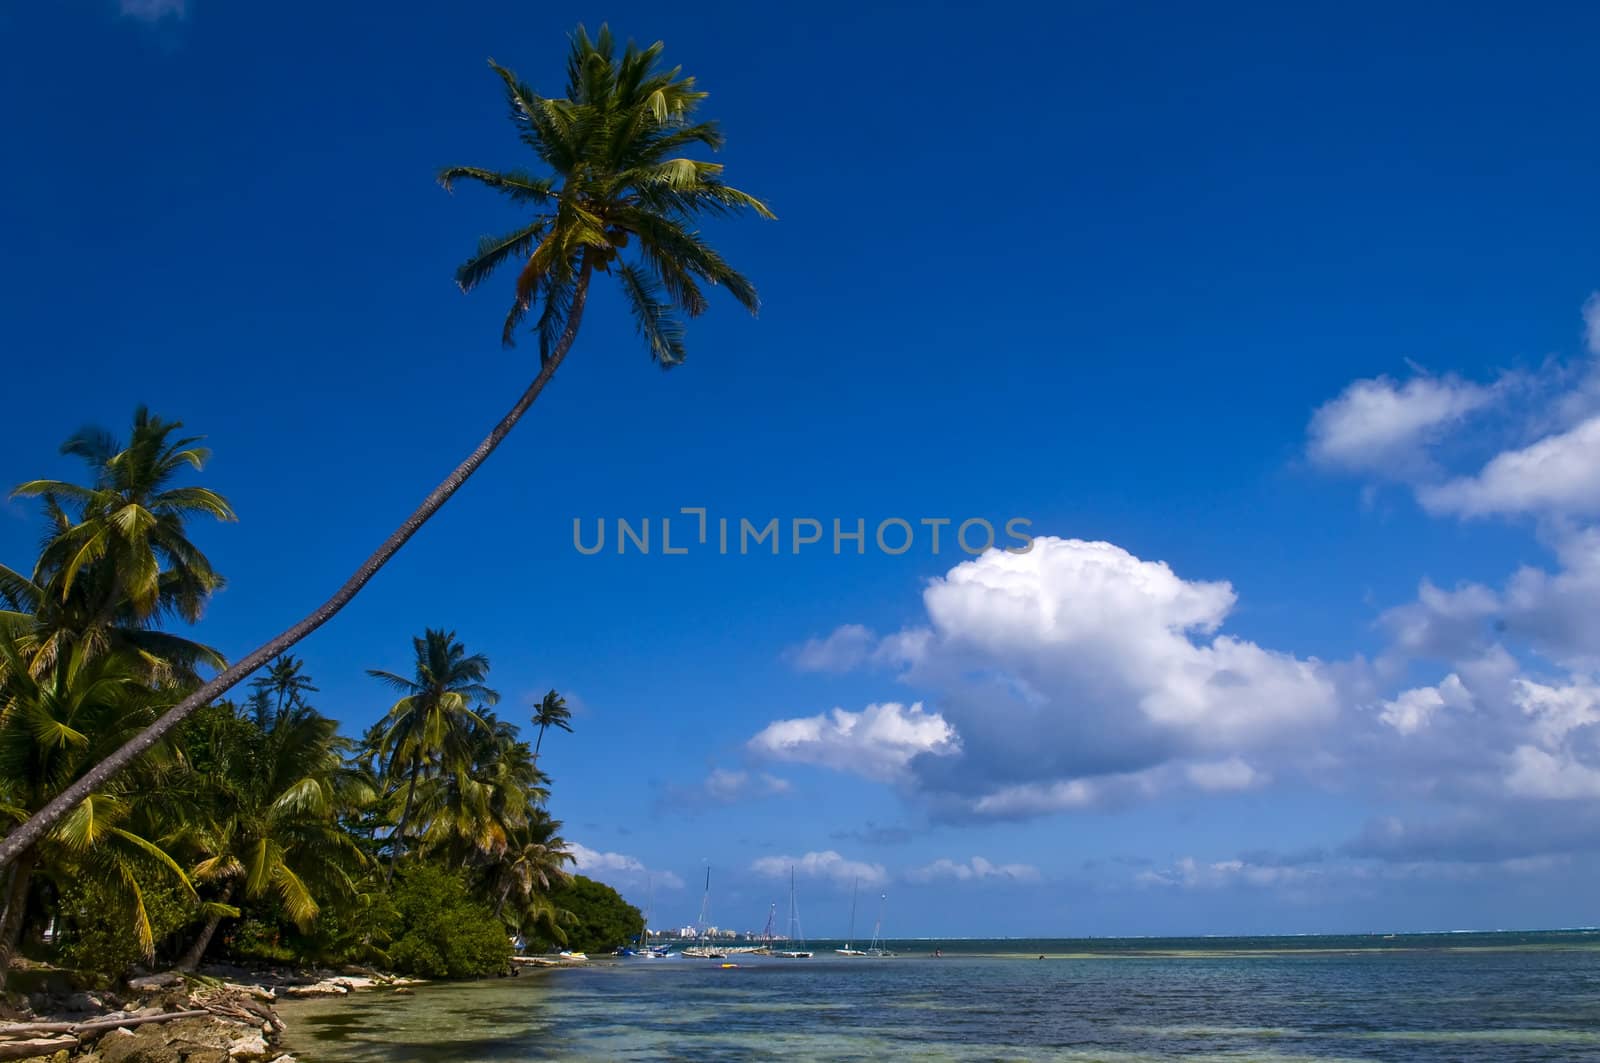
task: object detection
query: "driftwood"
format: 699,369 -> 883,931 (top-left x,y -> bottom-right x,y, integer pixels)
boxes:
0,1007 -> 213,1038
0,1034 -> 78,1060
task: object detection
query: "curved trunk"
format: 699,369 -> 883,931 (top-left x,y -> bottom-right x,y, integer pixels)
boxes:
386,757 -> 422,884
0,849 -> 39,993
493,878 -> 513,920
177,880 -> 237,973
0,262 -> 596,874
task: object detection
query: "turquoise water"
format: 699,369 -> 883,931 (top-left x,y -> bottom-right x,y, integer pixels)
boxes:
280,932 -> 1600,1061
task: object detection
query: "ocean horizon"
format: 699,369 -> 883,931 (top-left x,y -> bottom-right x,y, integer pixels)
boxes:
281,929 -> 1600,1061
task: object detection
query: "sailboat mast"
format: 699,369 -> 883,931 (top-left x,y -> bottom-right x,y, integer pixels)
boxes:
847,877 -> 858,948
697,867 -> 712,944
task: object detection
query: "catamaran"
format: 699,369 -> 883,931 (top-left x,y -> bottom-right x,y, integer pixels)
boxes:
774,865 -> 813,958
835,878 -> 867,956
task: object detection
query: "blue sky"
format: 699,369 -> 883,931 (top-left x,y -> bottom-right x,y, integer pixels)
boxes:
4,0 -> 1600,937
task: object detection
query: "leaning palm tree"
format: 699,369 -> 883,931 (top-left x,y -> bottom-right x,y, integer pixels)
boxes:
369,630 -> 499,879
530,690 -> 573,757
0,23 -> 769,873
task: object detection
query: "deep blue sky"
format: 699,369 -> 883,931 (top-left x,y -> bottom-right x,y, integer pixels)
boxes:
3,1 -> 1599,937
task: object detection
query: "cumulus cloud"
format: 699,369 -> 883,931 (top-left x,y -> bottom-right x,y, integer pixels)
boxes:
570,843 -> 684,891
1505,746 -> 1600,800
1379,581 -> 1499,660
905,856 -> 1040,883
119,0 -> 187,20
750,538 -> 1340,820
905,538 -> 1333,817
1378,532 -> 1600,673
750,850 -> 886,887
1307,374 -> 1497,475
1420,415 -> 1600,518
747,702 -> 959,782
1380,674 -> 1471,735
1502,529 -> 1600,668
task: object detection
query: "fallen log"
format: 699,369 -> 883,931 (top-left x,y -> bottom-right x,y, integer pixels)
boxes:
0,1034 -> 78,1060
0,1008 -> 213,1039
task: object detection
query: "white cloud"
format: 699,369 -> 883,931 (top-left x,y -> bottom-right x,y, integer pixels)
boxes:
1137,856 -> 1318,889
119,0 -> 186,20
747,701 -> 958,782
1379,581 -> 1499,659
702,769 -> 791,801
750,850 -> 886,887
1420,415 -> 1600,518
569,843 -> 684,891
1503,529 -> 1600,668
752,538 -> 1339,820
1380,674 -> 1470,735
1512,676 -> 1600,748
1584,292 -> 1600,356
1505,746 -> 1600,800
784,624 -> 930,672
906,856 -> 1040,883
1307,374 -> 1495,475
785,624 -> 877,672
1185,757 -> 1266,792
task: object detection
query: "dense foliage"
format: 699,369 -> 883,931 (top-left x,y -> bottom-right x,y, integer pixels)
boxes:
544,875 -> 643,954
386,866 -> 513,978
0,409 -> 582,987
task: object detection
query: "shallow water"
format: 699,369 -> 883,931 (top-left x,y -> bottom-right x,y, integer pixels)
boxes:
280,934 -> 1600,1061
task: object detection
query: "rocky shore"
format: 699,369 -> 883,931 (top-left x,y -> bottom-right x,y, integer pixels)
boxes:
0,965 -> 423,1063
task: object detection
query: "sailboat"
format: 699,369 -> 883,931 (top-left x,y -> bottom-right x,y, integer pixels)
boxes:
865,892 -> 895,957
620,876 -> 674,958
682,868 -> 727,959
774,866 -> 813,958
835,878 -> 867,956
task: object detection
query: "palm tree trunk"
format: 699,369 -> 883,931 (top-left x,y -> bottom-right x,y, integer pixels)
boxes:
0,850 -> 38,993
494,879 -> 513,920
177,881 -> 236,972
386,757 -> 422,884
0,261 -> 596,875
534,725 -> 546,757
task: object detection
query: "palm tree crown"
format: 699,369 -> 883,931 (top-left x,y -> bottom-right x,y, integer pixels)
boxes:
531,689 -> 573,756
440,23 -> 772,361
12,406 -> 235,625
368,630 -> 500,877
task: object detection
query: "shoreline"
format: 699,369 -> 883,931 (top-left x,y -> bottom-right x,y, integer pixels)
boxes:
0,963 -> 432,1062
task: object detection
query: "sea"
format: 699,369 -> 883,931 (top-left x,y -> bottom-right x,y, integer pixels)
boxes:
278,931 -> 1600,1061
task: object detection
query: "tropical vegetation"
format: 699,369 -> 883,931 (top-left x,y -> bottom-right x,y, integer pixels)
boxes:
0,410 -> 589,989
0,22 -> 768,870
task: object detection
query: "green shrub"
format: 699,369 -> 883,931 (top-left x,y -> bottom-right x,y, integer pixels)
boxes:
541,875 -> 642,953
385,866 -> 509,978
55,877 -> 196,979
